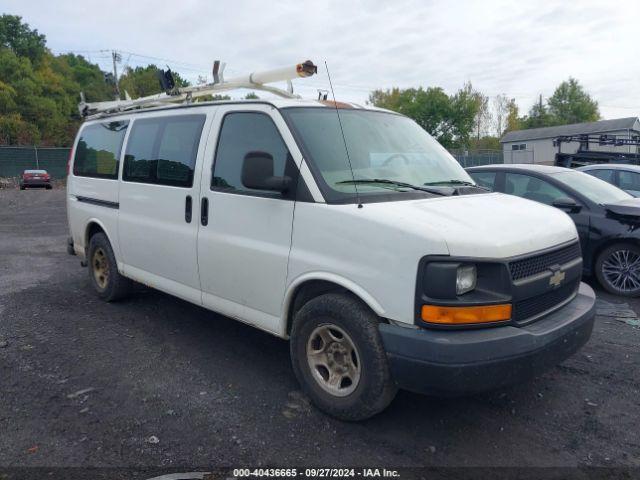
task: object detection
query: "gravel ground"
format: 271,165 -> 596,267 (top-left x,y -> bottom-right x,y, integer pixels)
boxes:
0,187 -> 639,471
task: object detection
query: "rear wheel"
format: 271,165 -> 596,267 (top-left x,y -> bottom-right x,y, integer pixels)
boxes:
87,232 -> 132,302
595,243 -> 640,297
290,293 -> 397,421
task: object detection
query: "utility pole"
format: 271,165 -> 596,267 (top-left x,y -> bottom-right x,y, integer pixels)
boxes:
112,50 -> 122,99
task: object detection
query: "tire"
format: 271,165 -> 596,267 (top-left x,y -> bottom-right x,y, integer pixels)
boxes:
20,186 -> 25,190
46,185 -> 52,190
87,232 -> 132,302
290,293 -> 397,421
595,242 -> 640,297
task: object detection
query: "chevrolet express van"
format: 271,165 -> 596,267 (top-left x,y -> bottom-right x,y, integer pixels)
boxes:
67,99 -> 596,420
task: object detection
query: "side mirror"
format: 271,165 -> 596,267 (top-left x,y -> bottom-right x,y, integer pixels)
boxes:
552,197 -> 581,213
241,151 -> 291,193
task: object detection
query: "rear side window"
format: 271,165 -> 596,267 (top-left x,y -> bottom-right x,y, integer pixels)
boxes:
123,114 -> 206,187
618,171 -> 640,191
469,171 -> 496,191
212,112 -> 293,196
586,169 -> 614,183
73,121 -> 128,179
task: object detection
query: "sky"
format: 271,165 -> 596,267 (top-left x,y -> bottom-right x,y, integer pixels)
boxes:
2,0 -> 639,123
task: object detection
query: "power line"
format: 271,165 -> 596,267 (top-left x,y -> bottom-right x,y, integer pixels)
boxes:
50,48 -> 640,112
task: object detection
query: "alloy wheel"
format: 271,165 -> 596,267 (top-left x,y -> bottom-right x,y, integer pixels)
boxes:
601,248 -> 640,293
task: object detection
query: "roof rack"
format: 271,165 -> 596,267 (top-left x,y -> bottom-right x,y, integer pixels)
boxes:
78,60 -> 318,118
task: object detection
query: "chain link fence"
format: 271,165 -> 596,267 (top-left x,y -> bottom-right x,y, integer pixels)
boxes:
0,146 -> 505,181
451,149 -> 504,168
0,146 -> 70,179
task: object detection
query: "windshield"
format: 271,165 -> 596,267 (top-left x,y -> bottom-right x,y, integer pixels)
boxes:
552,170 -> 632,204
282,108 -> 474,202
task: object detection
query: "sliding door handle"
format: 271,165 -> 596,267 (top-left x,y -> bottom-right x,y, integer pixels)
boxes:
201,197 -> 209,226
185,195 -> 192,223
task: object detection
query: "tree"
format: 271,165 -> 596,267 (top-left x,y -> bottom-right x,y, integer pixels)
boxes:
518,78 -> 600,130
118,65 -> 189,99
472,91 -> 490,140
368,83 -> 482,149
547,77 -> 599,125
505,99 -> 521,133
245,92 -> 259,99
53,54 -> 113,102
469,135 -> 501,151
0,112 -> 40,144
0,16 -> 204,146
0,15 -> 46,64
522,95 -> 554,129
493,94 -> 515,137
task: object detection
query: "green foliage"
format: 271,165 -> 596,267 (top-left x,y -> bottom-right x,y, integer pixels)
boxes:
0,15 -> 46,64
245,92 -> 259,99
505,99 -> 521,132
520,78 -> 600,129
547,78 -> 600,124
521,98 -> 554,129
369,83 -> 484,149
469,135 -> 501,151
0,16 -> 196,146
0,112 -> 40,144
197,94 -> 231,102
53,53 -> 113,102
118,65 -> 190,99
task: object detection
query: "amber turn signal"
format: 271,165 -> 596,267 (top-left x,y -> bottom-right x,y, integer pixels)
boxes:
421,304 -> 512,325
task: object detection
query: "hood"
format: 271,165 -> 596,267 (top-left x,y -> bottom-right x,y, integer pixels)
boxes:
374,192 -> 578,258
604,198 -> 640,218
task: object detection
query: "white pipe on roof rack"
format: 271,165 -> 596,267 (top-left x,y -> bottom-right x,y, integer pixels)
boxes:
79,60 -> 317,118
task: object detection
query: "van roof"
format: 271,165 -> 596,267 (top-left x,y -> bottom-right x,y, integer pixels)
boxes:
83,98 -> 392,121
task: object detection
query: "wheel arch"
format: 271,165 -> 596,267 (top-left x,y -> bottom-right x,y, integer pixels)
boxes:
282,273 -> 386,337
84,219 -> 116,257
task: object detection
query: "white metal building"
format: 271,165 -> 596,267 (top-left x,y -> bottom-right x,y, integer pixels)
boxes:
500,117 -> 640,165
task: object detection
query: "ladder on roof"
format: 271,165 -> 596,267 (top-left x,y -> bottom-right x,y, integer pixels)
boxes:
78,60 -> 318,118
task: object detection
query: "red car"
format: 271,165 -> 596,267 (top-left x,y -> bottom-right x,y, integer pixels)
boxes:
20,169 -> 52,190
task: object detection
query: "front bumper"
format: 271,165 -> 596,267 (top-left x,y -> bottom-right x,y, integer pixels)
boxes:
379,282 -> 596,396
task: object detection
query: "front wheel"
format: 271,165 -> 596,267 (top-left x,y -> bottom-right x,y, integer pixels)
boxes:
290,293 -> 397,421
595,243 -> 640,297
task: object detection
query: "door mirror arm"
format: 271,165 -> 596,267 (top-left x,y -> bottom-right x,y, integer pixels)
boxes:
552,197 -> 582,213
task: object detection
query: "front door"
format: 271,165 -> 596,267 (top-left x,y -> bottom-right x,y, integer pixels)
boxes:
118,110 -> 210,304
197,106 -> 299,334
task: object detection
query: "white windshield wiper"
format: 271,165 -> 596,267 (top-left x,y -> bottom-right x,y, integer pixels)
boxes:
336,178 -> 451,196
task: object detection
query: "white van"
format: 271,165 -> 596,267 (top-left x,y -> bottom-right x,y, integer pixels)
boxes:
66,98 -> 596,420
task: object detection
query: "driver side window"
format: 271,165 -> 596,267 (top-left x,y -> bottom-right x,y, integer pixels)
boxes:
504,173 -> 567,206
212,112 -> 295,196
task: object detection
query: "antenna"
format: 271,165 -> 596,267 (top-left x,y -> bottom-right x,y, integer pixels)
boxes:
324,61 -> 362,209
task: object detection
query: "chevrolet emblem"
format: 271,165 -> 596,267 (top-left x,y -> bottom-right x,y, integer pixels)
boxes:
549,270 -> 566,288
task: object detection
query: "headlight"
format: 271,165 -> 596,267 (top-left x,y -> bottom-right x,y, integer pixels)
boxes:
456,265 -> 477,295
